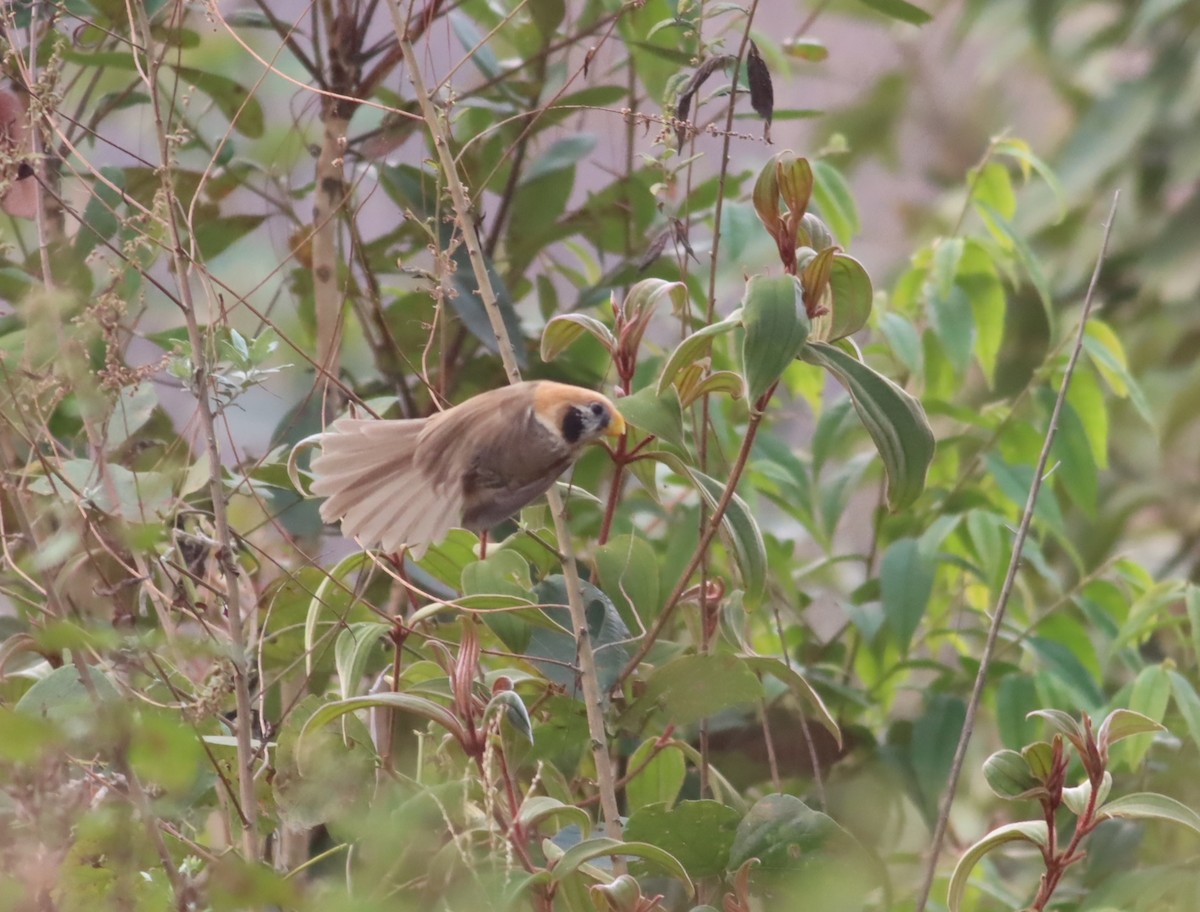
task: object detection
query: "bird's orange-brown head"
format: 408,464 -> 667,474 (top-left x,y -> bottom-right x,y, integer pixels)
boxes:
531,381 -> 625,446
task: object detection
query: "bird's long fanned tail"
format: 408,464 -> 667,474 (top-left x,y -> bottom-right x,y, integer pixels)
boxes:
309,417 -> 461,557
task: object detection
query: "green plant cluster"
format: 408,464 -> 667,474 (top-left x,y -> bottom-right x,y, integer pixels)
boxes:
2,1 -> 1200,911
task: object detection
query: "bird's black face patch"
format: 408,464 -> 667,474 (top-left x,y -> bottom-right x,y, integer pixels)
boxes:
561,406 -> 587,444
561,401 -> 609,444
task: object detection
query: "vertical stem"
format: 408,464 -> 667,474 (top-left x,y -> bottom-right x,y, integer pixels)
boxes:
128,0 -> 260,861
913,192 -> 1120,912
392,14 -> 624,846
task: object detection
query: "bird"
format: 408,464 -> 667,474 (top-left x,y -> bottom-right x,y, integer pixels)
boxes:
308,380 -> 625,556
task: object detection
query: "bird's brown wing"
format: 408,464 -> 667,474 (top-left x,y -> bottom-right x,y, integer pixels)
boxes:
310,416 -> 463,556
415,382 -> 574,530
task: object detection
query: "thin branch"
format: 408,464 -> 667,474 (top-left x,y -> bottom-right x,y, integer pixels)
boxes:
912,191 -> 1121,912
128,0 -> 260,862
391,13 -> 624,848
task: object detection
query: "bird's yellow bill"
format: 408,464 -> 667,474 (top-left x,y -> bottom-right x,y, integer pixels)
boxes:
605,410 -> 626,437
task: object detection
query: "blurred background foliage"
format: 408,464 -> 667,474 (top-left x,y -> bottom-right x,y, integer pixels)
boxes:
3,0 -> 1200,910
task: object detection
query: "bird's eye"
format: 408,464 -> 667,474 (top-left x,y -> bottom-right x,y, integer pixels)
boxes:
589,402 -> 605,417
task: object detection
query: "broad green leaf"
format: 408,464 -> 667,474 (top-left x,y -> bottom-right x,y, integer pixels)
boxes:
540,313 -> 616,361
1099,793 -> 1200,838
880,538 -> 934,652
742,274 -> 810,402
625,739 -> 687,811
689,467 -> 768,603
618,385 -> 686,449
784,38 -> 828,61
983,749 -> 1044,800
129,709 -> 204,794
727,793 -> 863,875
1027,708 -> 1086,746
1062,771 -> 1112,816
522,135 -> 598,183
743,656 -> 841,746
1111,666 -> 1170,770
528,576 -> 630,694
484,690 -> 534,742
335,622 -> 390,700
298,693 -> 463,763
517,796 -> 591,837
657,309 -> 743,395
912,694 -> 965,822
15,664 -> 120,730
1066,367 -> 1109,468
947,821 -> 1048,912
1083,321 -> 1154,426
855,0 -> 932,25
551,837 -> 694,895
970,161 -> 1016,221
595,533 -> 661,630
625,801 -> 741,878
825,254 -> 872,341
175,66 -> 264,137
964,270 -> 1006,386
1167,670 -> 1200,755
800,341 -> 935,509
638,654 -> 762,727
928,283 -> 975,377
993,138 -> 1065,218
878,311 -> 922,375
811,159 -> 859,244
103,380 -> 157,452
304,550 -> 377,677
975,202 -> 1052,318
1048,397 -> 1098,514
930,237 -> 964,301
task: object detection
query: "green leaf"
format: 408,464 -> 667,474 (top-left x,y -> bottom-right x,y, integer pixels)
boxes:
928,283 -> 975,377
528,576 -> 630,694
175,66 -> 264,137
540,313 -> 616,361
825,253 -> 872,341
947,821 -> 1048,912
484,690 -> 534,742
855,0 -> 932,25
334,622 -> 390,700
625,801 -> 741,878
15,664 -> 120,730
551,837 -> 694,895
1099,792 -> 1200,837
103,381 -> 157,452
912,694 -> 965,822
1083,321 -> 1154,426
742,274 -> 810,402
595,533 -> 661,631
727,793 -> 856,873
880,538 -> 934,652
618,385 -> 686,449
522,135 -> 598,183
800,341 -> 934,509
1167,670 -> 1200,756
975,201 -> 1052,318
1111,667 -> 1170,770
639,654 -> 762,727
970,161 -> 1016,221
689,467 -> 768,603
783,38 -> 828,62
743,656 -> 841,747
1062,771 -> 1111,816
298,693 -> 463,763
625,739 -> 687,811
983,749 -> 1044,800
811,159 -> 859,244
658,309 -> 743,395
517,795 -> 591,837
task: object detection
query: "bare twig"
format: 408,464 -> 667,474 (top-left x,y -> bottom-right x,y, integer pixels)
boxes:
128,0 -> 260,862
391,14 -> 624,847
913,191 -> 1121,912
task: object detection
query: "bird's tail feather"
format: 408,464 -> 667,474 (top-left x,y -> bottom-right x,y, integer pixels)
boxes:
310,418 -> 444,554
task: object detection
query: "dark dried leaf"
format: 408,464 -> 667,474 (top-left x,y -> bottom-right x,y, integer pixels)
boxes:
674,54 -> 736,148
746,41 -> 774,140
637,229 -> 671,272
